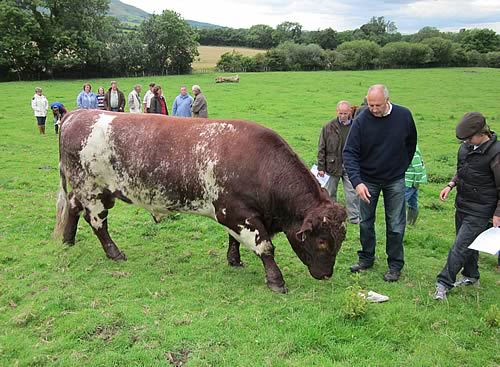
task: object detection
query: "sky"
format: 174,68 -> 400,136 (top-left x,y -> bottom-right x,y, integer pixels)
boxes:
121,0 -> 500,34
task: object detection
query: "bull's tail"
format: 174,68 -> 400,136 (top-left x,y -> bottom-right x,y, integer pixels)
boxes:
52,164 -> 69,240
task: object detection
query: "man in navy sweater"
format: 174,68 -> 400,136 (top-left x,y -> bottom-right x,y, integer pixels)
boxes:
344,84 -> 417,282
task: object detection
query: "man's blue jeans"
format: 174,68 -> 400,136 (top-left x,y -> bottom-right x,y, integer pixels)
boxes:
358,178 -> 406,271
404,186 -> 419,210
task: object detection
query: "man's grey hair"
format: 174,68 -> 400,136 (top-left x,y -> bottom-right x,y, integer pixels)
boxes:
192,84 -> 201,92
134,84 -> 141,89
35,87 -> 42,93
367,84 -> 389,99
337,100 -> 351,109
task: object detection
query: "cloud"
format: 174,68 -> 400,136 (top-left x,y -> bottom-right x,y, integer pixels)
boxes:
120,0 -> 500,33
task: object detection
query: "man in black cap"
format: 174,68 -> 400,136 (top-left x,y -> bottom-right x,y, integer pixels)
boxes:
434,112 -> 500,300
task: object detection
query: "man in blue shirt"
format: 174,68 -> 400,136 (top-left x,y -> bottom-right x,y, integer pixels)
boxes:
344,84 -> 417,282
172,86 -> 194,117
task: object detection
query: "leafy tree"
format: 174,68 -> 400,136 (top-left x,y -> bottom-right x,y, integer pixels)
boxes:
275,42 -> 327,71
140,10 -> 199,74
460,29 -> 500,53
307,28 -> 339,50
273,21 -> 303,44
335,40 -> 381,70
0,2 -> 40,80
485,52 -> 500,68
410,26 -> 442,42
464,50 -> 485,66
356,16 -> 401,45
421,37 -> 453,65
216,50 -> 245,72
14,0 -> 112,77
246,24 -> 275,49
264,48 -> 288,71
449,43 -> 468,66
380,42 -> 433,68
107,32 -> 146,76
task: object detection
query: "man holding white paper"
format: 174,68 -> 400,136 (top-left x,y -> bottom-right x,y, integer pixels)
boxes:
317,101 -> 360,224
434,112 -> 500,300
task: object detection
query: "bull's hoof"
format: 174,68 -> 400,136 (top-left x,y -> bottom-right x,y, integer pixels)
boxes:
63,240 -> 75,246
267,282 -> 288,294
108,252 -> 127,261
228,259 -> 244,267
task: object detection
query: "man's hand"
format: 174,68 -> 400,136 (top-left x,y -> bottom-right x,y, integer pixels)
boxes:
318,171 -> 325,177
439,186 -> 452,201
493,215 -> 500,227
356,183 -> 371,204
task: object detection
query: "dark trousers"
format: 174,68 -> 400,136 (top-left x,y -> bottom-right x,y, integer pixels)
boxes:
437,211 -> 490,288
358,178 -> 406,271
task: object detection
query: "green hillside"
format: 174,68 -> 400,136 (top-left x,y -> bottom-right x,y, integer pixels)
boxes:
108,0 -> 221,28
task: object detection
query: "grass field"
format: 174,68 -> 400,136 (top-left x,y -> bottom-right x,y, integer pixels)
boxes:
0,69 -> 499,366
193,46 -> 265,71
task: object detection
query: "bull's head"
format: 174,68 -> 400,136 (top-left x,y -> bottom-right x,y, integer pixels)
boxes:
286,202 -> 347,280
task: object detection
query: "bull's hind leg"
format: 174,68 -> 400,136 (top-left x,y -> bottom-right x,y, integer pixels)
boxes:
227,235 -> 244,267
82,192 -> 127,261
63,192 -> 83,245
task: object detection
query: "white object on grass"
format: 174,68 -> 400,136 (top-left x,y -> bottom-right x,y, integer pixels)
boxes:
358,291 -> 390,303
310,164 -> 330,188
468,227 -> 500,255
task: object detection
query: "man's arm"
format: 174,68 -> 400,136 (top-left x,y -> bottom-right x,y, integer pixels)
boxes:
317,126 -> 327,173
128,92 -> 134,110
119,91 -> 125,111
172,98 -> 178,116
343,120 -> 362,188
491,153 -> 500,225
406,113 -> 418,166
192,97 -> 201,114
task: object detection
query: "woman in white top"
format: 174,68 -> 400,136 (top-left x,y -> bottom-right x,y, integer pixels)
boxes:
31,87 -> 49,135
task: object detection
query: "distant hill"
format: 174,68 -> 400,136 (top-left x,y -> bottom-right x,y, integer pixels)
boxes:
108,0 -> 222,28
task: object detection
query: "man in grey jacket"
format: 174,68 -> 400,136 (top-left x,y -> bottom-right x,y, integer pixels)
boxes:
191,85 -> 208,118
317,100 -> 360,224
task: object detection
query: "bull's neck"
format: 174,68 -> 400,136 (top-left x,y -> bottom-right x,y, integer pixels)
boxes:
274,171 -> 324,231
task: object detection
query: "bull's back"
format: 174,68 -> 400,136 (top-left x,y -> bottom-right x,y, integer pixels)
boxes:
59,110 -> 300,214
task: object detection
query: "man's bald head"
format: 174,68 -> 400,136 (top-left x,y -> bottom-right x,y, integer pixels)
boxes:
336,101 -> 352,123
367,84 -> 390,117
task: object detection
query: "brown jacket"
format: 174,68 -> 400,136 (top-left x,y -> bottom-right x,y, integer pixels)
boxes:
317,118 -> 344,176
192,93 -> 208,118
104,88 -> 125,112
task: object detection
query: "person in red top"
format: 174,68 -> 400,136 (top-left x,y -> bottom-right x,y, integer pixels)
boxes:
149,85 -> 168,115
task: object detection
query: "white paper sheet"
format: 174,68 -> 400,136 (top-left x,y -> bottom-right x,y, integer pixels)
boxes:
310,164 -> 330,188
468,227 -> 500,255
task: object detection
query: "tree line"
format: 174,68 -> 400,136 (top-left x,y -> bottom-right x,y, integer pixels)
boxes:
1,1 -> 499,81
0,0 -> 198,80
214,18 -> 500,72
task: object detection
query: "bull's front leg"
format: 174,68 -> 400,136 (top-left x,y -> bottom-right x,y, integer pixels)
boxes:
259,246 -> 287,294
228,217 -> 287,293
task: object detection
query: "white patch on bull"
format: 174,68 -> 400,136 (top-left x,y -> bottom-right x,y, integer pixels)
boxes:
78,114 -> 118,229
76,114 -> 227,224
225,224 -> 272,256
198,122 -> 236,139
221,208 -> 227,216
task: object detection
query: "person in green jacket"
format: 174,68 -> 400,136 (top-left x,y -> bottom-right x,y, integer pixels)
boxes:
404,145 -> 427,225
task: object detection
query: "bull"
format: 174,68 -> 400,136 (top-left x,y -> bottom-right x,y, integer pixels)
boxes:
53,110 -> 346,293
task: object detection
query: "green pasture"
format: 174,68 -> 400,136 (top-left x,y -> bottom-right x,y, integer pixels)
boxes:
0,69 -> 499,366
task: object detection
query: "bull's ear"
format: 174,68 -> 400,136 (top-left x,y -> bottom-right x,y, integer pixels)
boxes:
296,220 -> 313,242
